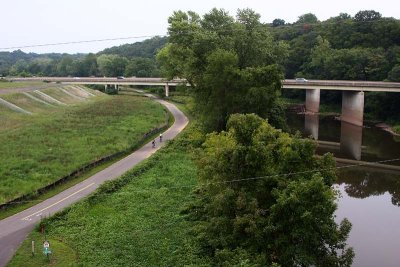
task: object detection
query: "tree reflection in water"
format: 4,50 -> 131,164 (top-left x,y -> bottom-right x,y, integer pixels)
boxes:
337,168 -> 400,206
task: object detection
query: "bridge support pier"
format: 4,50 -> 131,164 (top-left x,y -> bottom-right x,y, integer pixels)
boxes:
105,84 -> 108,91
305,89 -> 320,113
165,83 -> 169,97
304,113 -> 319,140
341,91 -> 364,127
115,84 -> 119,91
340,121 -> 363,160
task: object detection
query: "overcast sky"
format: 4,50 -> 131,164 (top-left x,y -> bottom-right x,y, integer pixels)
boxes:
1,0 -> 399,54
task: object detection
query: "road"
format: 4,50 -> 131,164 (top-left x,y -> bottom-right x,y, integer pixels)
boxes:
10,77 -> 400,92
0,95 -> 188,266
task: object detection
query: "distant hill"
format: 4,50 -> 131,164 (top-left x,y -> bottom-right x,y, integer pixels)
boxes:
0,50 -> 84,76
0,36 -> 167,77
98,36 -> 168,59
269,13 -> 400,80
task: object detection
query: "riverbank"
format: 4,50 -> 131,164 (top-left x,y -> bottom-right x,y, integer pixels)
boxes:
375,123 -> 400,136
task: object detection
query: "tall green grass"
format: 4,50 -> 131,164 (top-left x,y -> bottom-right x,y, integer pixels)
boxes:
40,87 -> 80,104
1,93 -> 54,113
9,114 -> 211,267
0,95 -> 167,204
0,81 -> 45,89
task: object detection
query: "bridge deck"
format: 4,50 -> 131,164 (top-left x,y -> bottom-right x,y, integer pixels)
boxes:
8,78 -> 400,92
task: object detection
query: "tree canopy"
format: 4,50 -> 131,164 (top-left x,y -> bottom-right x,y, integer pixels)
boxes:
272,18 -> 285,27
354,10 -> 382,22
157,8 -> 288,131
296,13 -> 319,24
270,11 -> 400,79
188,113 -> 354,266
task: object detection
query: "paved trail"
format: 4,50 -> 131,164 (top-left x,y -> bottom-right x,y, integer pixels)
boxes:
0,96 -> 188,266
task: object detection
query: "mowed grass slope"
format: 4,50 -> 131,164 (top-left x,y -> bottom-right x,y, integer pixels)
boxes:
40,87 -> 83,104
0,92 -> 167,204
0,81 -> 46,89
9,132 -> 210,266
1,92 -> 54,113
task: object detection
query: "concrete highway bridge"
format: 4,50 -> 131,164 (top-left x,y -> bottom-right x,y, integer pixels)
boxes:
10,77 -> 400,127
283,79 -> 400,127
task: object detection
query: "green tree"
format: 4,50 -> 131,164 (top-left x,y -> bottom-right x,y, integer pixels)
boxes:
304,36 -> 332,78
272,18 -> 285,27
80,53 -> 98,76
9,59 -> 28,76
323,14 -> 354,48
285,31 -> 319,78
99,36 -> 167,59
296,13 -> 319,24
388,65 -> 400,82
97,54 -> 128,77
302,38 -> 389,81
158,8 -> 288,131
124,57 -> 158,77
189,113 -> 354,266
56,56 -> 75,76
354,10 -> 382,22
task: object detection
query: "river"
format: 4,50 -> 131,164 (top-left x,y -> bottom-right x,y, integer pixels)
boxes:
286,112 -> 400,267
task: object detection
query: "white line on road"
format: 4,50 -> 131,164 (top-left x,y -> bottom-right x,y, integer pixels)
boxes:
21,182 -> 95,221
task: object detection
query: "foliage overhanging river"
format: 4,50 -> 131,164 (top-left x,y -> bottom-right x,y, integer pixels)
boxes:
286,112 -> 400,267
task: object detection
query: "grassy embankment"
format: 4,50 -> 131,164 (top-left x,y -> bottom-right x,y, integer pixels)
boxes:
0,81 -> 46,89
0,87 -> 167,208
8,95 -> 211,266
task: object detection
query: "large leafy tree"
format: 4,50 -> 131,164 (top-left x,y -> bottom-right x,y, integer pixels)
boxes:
296,13 -> 319,24
124,57 -> 159,77
97,54 -> 128,77
272,18 -> 285,27
302,36 -> 390,81
157,8 -> 288,131
388,65 -> 400,82
189,113 -> 354,266
354,10 -> 382,22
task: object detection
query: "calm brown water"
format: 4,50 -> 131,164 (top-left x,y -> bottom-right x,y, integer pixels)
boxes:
287,113 -> 400,267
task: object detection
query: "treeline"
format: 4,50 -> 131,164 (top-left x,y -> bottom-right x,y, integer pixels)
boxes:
0,36 -> 167,77
2,13 -> 399,82
270,10 -> 400,82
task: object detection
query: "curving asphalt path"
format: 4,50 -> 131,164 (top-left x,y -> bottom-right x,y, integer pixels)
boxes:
0,95 -> 188,266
